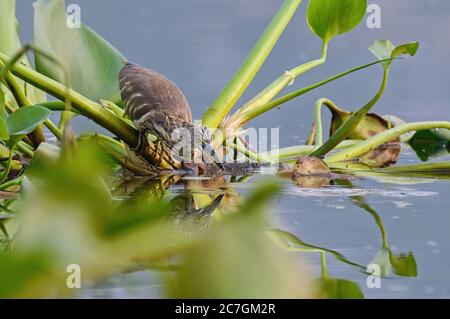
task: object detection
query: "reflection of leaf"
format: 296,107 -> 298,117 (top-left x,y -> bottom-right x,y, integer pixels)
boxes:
317,278 -> 364,299
389,251 -> 417,277
267,228 -> 366,271
34,0 -> 126,104
409,129 -> 450,161
307,0 -> 367,43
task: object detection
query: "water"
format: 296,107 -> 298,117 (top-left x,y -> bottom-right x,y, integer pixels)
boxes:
15,0 -> 450,298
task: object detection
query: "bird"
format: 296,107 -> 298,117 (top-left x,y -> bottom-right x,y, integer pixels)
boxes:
118,63 -> 221,170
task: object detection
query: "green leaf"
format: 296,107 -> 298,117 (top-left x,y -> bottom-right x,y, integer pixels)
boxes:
0,0 -> 47,104
369,40 -> 419,68
314,40 -> 419,157
34,0 -> 127,104
0,89 -> 9,140
307,0 -> 367,43
7,105 -> 52,136
389,251 -> 417,277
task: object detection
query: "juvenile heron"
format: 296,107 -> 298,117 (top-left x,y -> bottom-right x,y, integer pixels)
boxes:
119,63 -> 221,169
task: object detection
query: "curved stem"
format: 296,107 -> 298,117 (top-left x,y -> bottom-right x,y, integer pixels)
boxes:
233,59 -> 391,127
238,42 -> 328,116
312,67 -> 390,157
326,121 -> 450,163
0,51 -> 139,147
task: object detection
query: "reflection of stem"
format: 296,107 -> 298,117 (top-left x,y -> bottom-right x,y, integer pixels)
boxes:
268,228 -> 366,272
320,251 -> 329,279
337,180 -> 389,248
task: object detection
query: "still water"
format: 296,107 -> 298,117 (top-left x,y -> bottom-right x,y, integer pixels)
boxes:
16,0 -> 450,298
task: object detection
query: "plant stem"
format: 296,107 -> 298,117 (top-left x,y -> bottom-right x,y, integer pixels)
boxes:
312,67 -> 390,157
16,142 -> 34,157
326,121 -> 450,163
263,140 -> 359,161
2,69 -> 62,140
234,59 -> 390,126
0,51 -> 180,169
376,161 -> 450,173
0,51 -> 139,147
225,140 -> 272,164
201,0 -> 304,128
0,176 -> 23,191
238,42 -> 328,115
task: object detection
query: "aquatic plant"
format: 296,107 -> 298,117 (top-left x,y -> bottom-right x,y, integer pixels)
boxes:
0,0 -> 447,298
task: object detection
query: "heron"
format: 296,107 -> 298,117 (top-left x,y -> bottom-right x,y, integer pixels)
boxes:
119,62 -> 222,171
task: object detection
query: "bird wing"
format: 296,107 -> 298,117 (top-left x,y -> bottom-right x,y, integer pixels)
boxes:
118,63 -> 193,133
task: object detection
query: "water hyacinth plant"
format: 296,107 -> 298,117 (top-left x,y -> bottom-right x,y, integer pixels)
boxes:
0,0 -> 448,298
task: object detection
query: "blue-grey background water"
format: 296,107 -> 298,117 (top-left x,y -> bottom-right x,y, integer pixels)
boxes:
15,0 -> 450,298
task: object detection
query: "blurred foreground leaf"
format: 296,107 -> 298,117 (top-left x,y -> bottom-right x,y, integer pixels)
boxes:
169,183 -> 314,298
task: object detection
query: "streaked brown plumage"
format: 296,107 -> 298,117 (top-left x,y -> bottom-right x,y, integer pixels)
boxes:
119,63 -> 220,168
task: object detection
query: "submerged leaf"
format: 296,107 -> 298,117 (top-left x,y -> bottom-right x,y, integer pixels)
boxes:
307,0 -> 367,43
409,129 -> 450,161
34,0 -> 127,104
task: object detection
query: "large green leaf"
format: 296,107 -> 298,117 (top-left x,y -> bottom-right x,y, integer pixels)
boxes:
0,0 -> 47,104
34,0 -> 127,104
369,40 -> 419,69
307,0 -> 367,43
7,105 -> 52,136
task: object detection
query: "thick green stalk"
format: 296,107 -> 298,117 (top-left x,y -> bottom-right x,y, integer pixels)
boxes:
0,51 -> 139,147
375,161 -> 450,173
326,121 -> 450,163
234,59 -> 390,126
201,0 -> 303,128
2,69 -> 62,140
312,98 -> 345,146
312,68 -> 390,157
